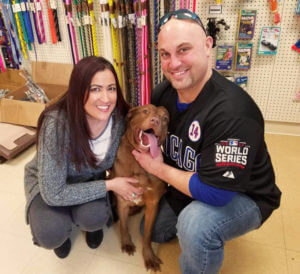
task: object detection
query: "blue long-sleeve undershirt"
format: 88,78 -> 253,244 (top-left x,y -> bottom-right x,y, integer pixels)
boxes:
189,173 -> 236,206
177,98 -> 236,206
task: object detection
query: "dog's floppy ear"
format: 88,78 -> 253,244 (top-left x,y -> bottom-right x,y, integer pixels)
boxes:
126,106 -> 140,122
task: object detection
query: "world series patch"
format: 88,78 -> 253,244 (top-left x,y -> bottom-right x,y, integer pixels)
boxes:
215,138 -> 250,169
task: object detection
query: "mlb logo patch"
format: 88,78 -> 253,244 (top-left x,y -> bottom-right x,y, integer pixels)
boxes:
229,140 -> 238,146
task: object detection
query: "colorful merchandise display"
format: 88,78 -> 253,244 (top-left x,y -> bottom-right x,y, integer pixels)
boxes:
237,9 -> 257,40
215,45 -> 234,70
235,42 -> 253,71
258,26 -> 281,55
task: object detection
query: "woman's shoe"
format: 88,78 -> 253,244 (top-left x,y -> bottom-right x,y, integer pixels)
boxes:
54,238 -> 71,258
86,229 -> 103,249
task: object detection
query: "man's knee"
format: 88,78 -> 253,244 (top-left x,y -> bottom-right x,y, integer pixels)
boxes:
140,215 -> 177,243
139,196 -> 178,243
177,201 -> 223,252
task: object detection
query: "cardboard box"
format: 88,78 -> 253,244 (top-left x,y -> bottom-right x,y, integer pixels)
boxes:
0,69 -> 26,91
0,123 -> 36,161
0,62 -> 73,127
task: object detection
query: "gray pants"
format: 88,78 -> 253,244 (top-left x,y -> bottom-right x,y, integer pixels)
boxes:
28,194 -> 110,249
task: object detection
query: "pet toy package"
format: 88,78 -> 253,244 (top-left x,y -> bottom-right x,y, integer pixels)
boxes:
234,75 -> 248,91
237,10 -> 257,40
235,42 -> 253,71
215,45 -> 234,70
258,27 -> 281,55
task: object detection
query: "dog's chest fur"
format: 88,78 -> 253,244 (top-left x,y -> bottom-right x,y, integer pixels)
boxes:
113,134 -> 165,205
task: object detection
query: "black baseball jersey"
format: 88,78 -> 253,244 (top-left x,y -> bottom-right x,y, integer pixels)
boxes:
152,70 -> 281,223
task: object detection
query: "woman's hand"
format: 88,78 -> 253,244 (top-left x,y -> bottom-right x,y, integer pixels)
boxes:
105,177 -> 143,201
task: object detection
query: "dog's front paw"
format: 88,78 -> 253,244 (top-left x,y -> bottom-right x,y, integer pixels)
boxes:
121,242 -> 136,255
144,253 -> 163,272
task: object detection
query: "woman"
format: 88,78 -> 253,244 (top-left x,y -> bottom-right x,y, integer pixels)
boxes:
24,56 -> 142,259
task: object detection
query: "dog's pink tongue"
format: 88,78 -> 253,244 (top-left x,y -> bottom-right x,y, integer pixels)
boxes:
143,132 -> 159,158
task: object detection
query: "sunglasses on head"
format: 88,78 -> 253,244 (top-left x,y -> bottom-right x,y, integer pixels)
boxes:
158,9 -> 206,34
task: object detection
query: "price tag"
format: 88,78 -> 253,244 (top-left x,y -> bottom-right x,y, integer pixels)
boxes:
128,13 -> 135,24
98,15 -> 103,25
209,5 -> 222,14
20,2 -> 26,11
76,18 -> 81,27
11,4 -> 16,13
118,15 -> 124,28
30,3 -> 35,12
83,15 -> 90,25
140,15 -> 146,26
36,2 -> 42,11
137,17 -> 142,28
112,17 -> 117,28
14,3 -> 22,13
50,0 -> 57,9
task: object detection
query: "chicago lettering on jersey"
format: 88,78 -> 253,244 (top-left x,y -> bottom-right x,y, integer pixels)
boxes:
164,133 -> 200,172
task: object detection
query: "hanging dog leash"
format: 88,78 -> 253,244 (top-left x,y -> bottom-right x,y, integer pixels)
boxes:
87,0 -> 98,56
45,0 -> 58,43
64,0 -> 79,63
100,0 -> 113,63
20,0 -> 35,45
73,0 -> 85,57
82,0 -> 93,56
141,0 -> 150,105
134,0 -> 142,105
109,0 -> 121,82
124,0 -> 137,106
78,0 -> 89,57
1,0 -> 22,67
116,0 -> 128,94
35,0 -> 46,43
28,0 -> 42,44
46,0 -> 61,43
11,0 -> 28,58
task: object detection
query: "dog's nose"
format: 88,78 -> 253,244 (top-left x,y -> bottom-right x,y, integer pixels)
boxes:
150,117 -> 160,126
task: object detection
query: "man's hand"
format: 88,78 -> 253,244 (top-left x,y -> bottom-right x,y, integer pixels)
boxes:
132,149 -> 163,176
133,148 -> 193,197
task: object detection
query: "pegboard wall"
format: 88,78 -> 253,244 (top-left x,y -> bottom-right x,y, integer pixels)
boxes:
20,0 -> 300,123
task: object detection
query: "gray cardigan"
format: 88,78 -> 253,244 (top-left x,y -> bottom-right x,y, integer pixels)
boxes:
24,108 -> 125,224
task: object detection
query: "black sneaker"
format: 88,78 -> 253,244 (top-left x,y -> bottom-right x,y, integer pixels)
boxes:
54,238 -> 71,259
86,229 -> 103,249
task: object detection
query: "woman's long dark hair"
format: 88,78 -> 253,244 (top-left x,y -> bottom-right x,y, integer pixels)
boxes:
37,56 -> 129,170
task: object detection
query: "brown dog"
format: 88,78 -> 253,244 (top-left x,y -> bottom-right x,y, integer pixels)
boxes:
111,104 -> 169,272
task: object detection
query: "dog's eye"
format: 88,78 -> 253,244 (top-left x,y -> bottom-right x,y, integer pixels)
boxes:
143,109 -> 149,114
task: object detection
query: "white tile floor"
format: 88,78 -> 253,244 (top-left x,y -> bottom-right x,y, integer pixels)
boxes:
0,145 -> 154,274
2,134 -> 300,274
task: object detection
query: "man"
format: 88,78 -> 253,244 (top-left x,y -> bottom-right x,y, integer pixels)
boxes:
132,9 -> 281,274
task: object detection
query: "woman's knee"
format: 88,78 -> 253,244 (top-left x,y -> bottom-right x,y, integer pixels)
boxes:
72,198 -> 109,231
30,221 -> 72,249
29,194 -> 72,249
